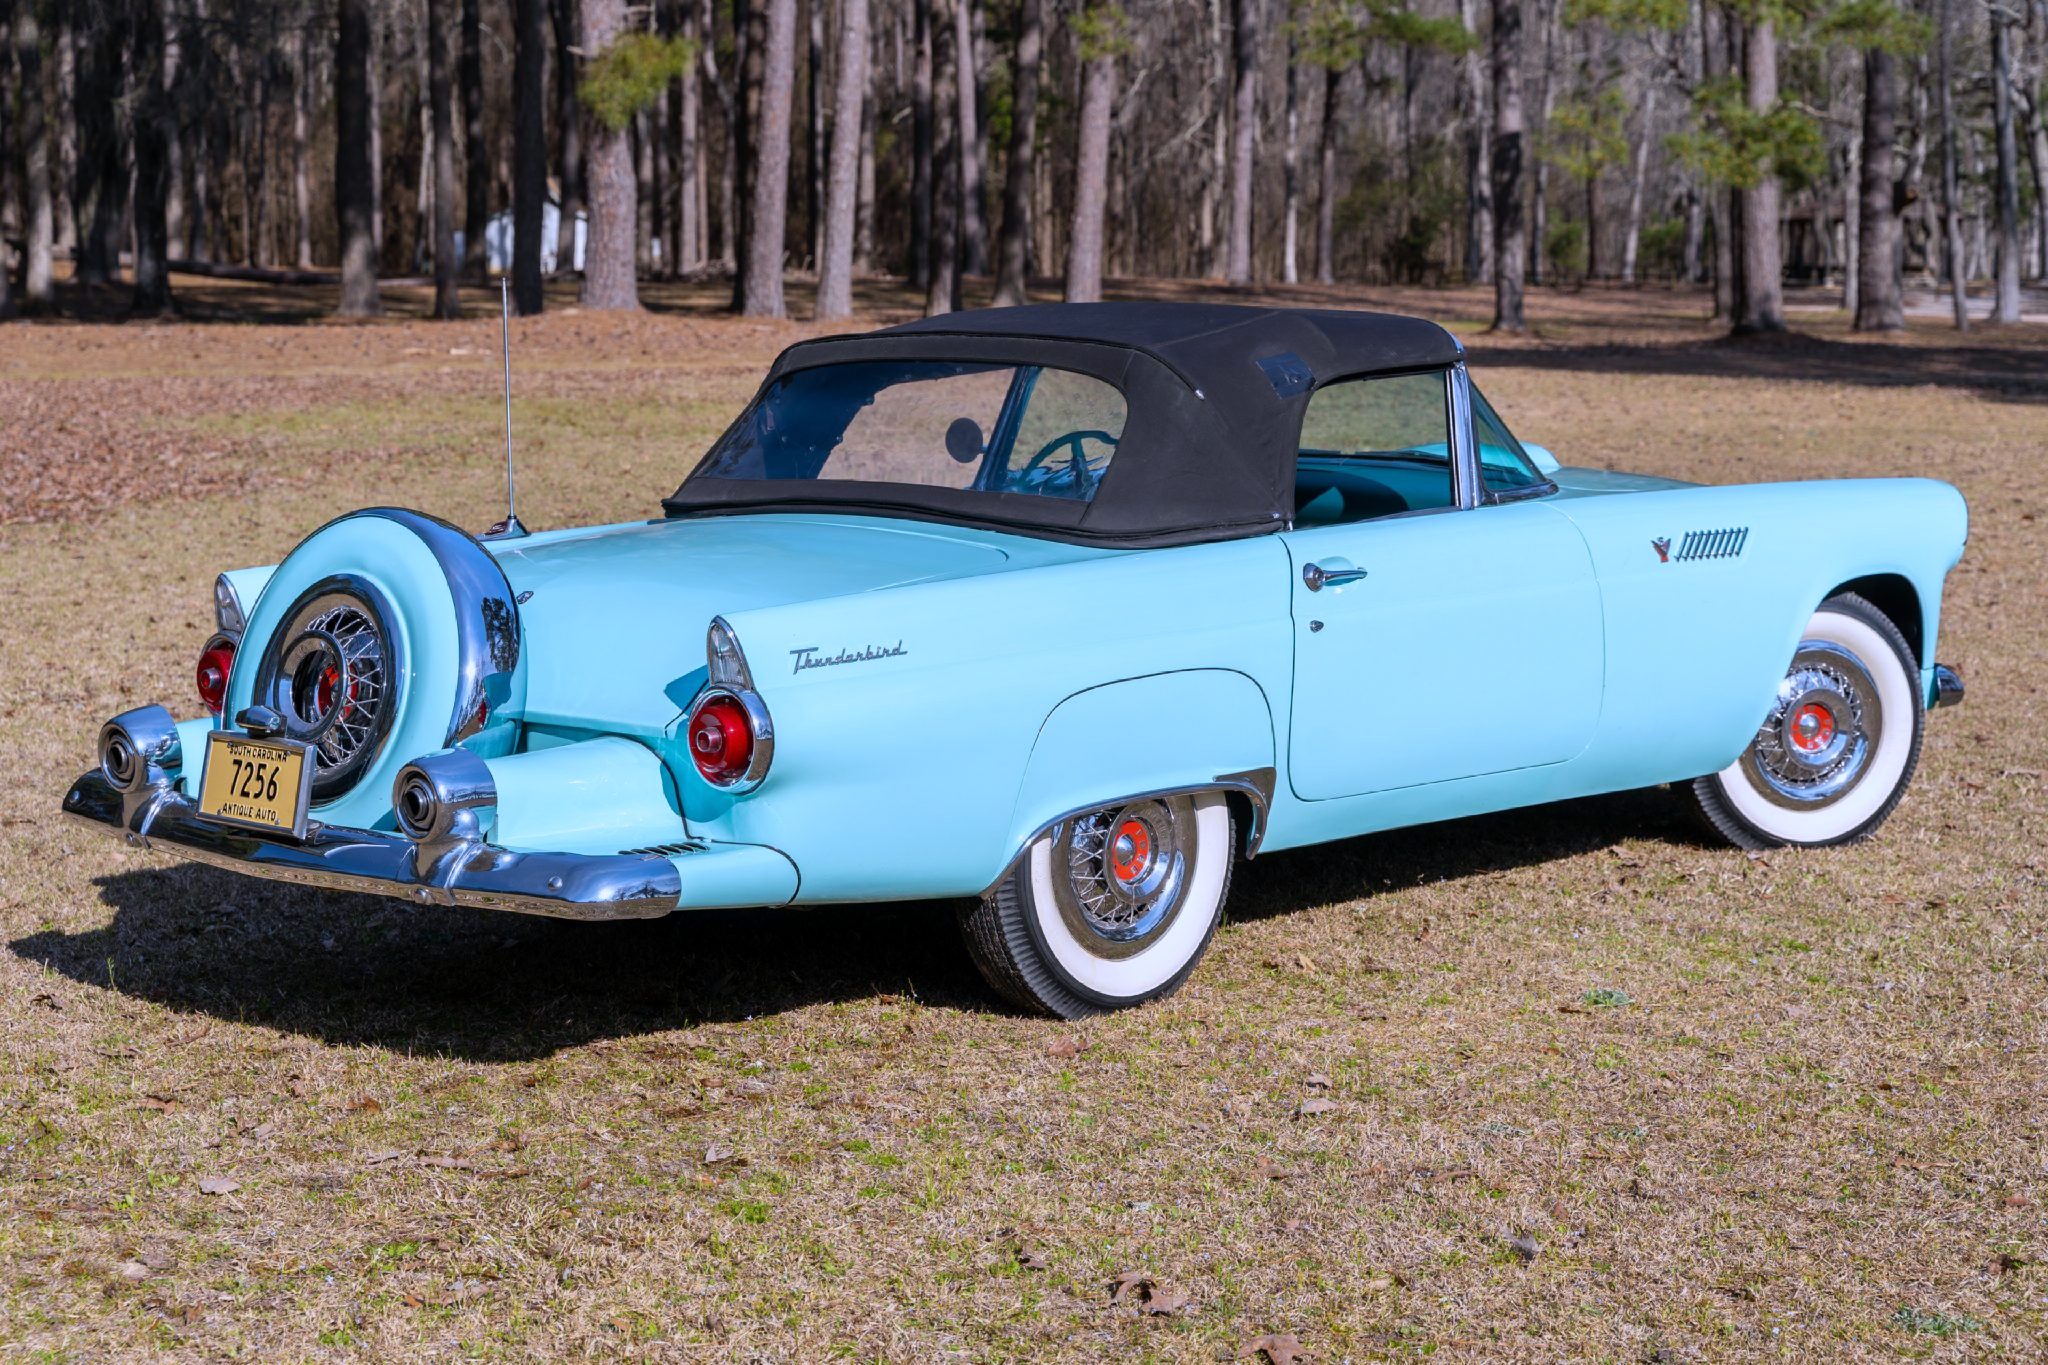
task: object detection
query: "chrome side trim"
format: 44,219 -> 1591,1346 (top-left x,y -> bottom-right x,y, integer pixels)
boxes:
1931,663 -> 1965,710
62,770 -> 679,922
982,768 -> 1277,897
1447,362 -> 1480,511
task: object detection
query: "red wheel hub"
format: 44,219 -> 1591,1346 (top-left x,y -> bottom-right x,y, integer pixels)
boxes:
1110,818 -> 1152,883
1789,701 -> 1836,753
315,662 -> 357,721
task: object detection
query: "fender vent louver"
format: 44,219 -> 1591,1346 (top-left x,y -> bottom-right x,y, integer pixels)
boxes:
1674,527 -> 1749,562
620,840 -> 709,857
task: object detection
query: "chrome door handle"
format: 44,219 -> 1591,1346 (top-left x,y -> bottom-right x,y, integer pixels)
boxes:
1302,562 -> 1368,592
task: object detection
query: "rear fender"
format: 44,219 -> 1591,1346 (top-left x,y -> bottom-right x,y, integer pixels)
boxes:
999,669 -> 1277,886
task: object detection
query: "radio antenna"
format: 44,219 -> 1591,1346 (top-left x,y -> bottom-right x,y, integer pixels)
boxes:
486,276 -> 529,540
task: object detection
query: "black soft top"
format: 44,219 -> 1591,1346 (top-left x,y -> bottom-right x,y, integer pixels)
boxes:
666,301 -> 1466,547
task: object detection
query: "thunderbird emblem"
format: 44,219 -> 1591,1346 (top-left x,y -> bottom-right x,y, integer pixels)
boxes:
1651,537 -> 1672,563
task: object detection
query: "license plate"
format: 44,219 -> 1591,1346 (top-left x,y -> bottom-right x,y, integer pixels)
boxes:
198,732 -> 315,839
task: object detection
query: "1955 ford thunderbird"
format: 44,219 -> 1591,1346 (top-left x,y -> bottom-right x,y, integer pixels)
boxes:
64,303 -> 1969,1017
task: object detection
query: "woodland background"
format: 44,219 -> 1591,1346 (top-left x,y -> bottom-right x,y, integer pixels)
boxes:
0,0 -> 2038,333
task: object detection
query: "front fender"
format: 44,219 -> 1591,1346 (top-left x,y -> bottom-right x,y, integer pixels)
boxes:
1000,669 -> 1277,884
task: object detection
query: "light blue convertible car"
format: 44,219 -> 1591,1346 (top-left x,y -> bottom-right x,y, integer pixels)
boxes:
66,303 -> 1969,1017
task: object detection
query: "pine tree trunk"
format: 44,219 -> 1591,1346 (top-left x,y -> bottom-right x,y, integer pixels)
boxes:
293,28 -> 315,268
909,0 -> 932,287
72,16 -> 125,286
991,0 -> 1040,305
461,0 -> 488,276
1490,0 -> 1525,331
1855,46 -> 1903,331
1620,83 -> 1655,285
1529,0 -> 1555,286
337,0 -> 384,314
427,0 -> 460,316
1733,21 -> 1784,331
579,0 -> 638,308
1461,0 -> 1492,284
855,44 -> 875,272
1989,9 -> 2022,321
924,0 -> 958,314
952,0 -> 985,277
741,0 -> 795,315
1065,50 -> 1114,302
806,0 -> 823,270
511,0 -> 548,312
553,0 -> 585,253
131,0 -> 173,314
815,0 -> 868,317
1934,0 -> 1967,329
14,2 -> 52,306
368,8 -> 384,262
1281,40 -> 1299,285
678,0 -> 702,273
1843,125 -> 1860,317
1316,64 -> 1338,285
1225,0 -> 1257,284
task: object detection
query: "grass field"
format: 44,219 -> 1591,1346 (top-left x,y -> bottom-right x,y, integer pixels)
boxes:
2,278 -> 2044,1362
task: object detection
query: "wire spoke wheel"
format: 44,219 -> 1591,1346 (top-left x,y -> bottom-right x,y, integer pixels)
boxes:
255,577 -> 401,802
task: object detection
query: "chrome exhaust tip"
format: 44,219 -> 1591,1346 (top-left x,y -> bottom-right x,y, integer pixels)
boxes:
98,705 -> 183,793
392,749 -> 497,845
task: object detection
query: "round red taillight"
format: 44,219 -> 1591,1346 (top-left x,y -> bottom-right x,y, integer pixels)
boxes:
688,694 -> 755,785
196,639 -> 237,716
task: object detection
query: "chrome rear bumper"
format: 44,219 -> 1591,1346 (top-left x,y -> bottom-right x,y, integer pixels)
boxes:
62,769 -> 681,921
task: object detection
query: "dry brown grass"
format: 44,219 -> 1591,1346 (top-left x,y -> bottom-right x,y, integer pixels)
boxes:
1,278 -> 2044,1362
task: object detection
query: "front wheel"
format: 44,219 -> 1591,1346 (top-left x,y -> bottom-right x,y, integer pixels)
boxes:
960,792 -> 1234,1018
1685,593 -> 1925,849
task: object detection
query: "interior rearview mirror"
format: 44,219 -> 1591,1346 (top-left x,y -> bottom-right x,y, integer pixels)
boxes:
945,417 -> 985,464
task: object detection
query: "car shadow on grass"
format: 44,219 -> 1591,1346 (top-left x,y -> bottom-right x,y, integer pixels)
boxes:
13,788 -> 1704,1060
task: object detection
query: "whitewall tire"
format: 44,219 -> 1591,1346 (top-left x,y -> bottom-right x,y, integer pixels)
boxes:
960,792 -> 1234,1018
1687,593 -> 1925,849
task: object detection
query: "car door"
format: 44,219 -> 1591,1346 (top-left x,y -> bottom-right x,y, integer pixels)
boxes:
1280,369 -> 1603,801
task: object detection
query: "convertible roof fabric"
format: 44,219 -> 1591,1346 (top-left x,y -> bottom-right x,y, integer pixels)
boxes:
665,302 -> 1466,547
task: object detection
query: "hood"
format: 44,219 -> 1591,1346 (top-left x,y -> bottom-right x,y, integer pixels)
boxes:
488,513 -> 1039,734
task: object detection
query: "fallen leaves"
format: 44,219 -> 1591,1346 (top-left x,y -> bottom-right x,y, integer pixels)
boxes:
1239,1332 -> 1313,1363
344,1096 -> 383,1114
1108,1269 -> 1192,1316
197,1176 -> 240,1196
1293,1097 -> 1337,1119
1044,1035 -> 1089,1060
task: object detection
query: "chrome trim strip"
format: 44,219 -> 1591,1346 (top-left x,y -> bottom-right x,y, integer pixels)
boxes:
62,769 -> 679,922
982,768 -> 1278,897
1931,663 -> 1965,710
1447,362 -> 1480,511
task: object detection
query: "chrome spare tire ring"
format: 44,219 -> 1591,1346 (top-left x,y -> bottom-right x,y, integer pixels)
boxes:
252,575 -> 403,803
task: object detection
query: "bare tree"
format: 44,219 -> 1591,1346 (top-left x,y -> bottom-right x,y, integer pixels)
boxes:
1620,84 -> 1655,285
925,0 -> 959,314
1281,36 -> 1300,284
741,0 -> 797,315
131,0 -> 174,314
1066,36 -> 1116,301
1460,0 -> 1492,284
1735,18 -> 1784,332
554,0 -> 586,246
294,26 -> 315,268
13,0 -> 52,308
992,0 -> 1041,305
1315,62 -> 1341,285
578,0 -> 638,308
1490,0 -> 1525,332
816,0 -> 869,318
428,0 -> 461,317
1936,0 -> 1967,329
1225,0 -> 1258,284
1990,6 -> 2022,322
337,0 -> 383,315
461,0 -> 489,276
910,0 -> 933,286
953,0 -> 985,277
1855,45 -> 1903,331
72,14 -> 126,287
512,0 -> 548,313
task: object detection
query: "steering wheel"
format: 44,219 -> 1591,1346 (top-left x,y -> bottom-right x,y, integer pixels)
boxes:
1016,429 -> 1118,495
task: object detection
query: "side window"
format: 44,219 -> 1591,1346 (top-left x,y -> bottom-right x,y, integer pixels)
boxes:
1470,387 -> 1548,497
1294,370 -> 1455,526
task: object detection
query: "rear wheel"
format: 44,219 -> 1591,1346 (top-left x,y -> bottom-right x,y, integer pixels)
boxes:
960,792 -> 1233,1018
1686,593 -> 1924,849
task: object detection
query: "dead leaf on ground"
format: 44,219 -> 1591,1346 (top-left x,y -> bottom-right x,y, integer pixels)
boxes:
1239,1332 -> 1313,1364
1045,1035 -> 1088,1059
1294,1097 -> 1336,1118
1304,1072 -> 1332,1089
1108,1269 -> 1193,1315
1252,1158 -> 1290,1181
702,1144 -> 744,1167
197,1177 -> 239,1196
361,1149 -> 406,1166
1504,1233 -> 1542,1262
345,1096 -> 382,1114
114,1260 -> 150,1282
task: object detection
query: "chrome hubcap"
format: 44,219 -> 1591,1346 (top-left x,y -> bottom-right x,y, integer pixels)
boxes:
1052,795 -> 1192,958
1741,641 -> 1882,809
